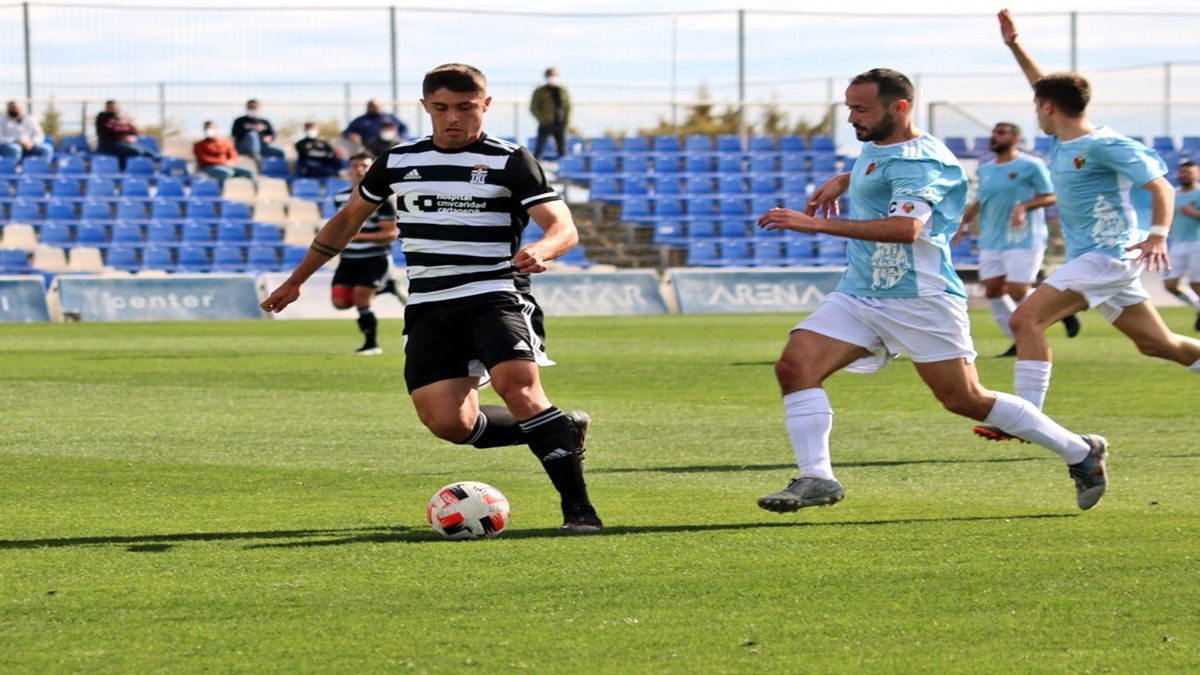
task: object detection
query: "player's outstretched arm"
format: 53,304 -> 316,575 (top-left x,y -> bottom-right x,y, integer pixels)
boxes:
806,172 -> 851,218
261,193 -> 379,313
999,9 -> 1046,88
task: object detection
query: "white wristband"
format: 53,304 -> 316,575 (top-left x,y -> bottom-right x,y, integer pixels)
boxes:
1148,225 -> 1169,238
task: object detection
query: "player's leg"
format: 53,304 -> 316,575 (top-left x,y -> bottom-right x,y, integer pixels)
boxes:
758,300 -> 876,513
351,284 -> 381,354
1191,279 -> 1200,331
410,377 -> 486,443
978,250 -> 1017,351
1110,299 -> 1200,370
1007,283 -> 1088,410
913,358 -> 1108,509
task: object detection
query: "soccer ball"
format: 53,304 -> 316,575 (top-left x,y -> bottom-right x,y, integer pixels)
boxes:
427,481 -> 511,540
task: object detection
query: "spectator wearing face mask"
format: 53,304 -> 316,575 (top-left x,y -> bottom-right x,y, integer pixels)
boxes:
343,98 -> 407,151
230,99 -> 285,166
530,67 -> 571,161
294,122 -> 345,179
365,120 -> 403,158
0,100 -> 53,164
194,120 -> 257,188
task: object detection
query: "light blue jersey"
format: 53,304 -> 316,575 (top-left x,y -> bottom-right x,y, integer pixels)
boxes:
976,153 -> 1053,251
1048,127 -> 1166,260
1170,186 -> 1200,244
838,134 -> 968,298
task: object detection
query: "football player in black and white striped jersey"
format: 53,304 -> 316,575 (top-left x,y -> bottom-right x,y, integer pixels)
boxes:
262,64 -> 601,532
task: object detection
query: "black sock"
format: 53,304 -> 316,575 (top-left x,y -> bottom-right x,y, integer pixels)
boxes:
463,405 -> 525,448
519,407 -> 590,507
356,307 -> 377,347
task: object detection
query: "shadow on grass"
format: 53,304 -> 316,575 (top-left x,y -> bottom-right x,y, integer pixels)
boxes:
0,512 -> 1076,551
593,456 -> 1048,474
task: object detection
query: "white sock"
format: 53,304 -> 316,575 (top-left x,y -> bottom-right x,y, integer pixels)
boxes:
1190,358 -> 1200,374
985,392 -> 1089,464
1014,360 -> 1052,410
782,388 -> 835,480
988,296 -> 1017,340
1170,289 -> 1200,310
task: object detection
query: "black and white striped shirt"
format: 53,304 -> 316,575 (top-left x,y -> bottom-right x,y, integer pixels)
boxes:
358,134 -> 560,305
332,187 -> 397,260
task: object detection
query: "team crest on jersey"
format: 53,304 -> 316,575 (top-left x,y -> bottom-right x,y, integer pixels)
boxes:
1008,171 -> 1018,180
865,162 -> 878,175
1073,154 -> 1086,169
470,165 -> 489,185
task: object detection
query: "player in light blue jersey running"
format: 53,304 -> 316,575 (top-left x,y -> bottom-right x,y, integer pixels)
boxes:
954,122 -> 1079,356
1162,160 -> 1200,330
753,68 -> 1108,514
974,11 -> 1200,444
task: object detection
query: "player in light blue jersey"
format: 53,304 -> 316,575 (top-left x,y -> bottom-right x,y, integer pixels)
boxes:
1162,160 -> 1200,330
954,122 -> 1079,356
753,69 -> 1108,514
975,11 -> 1200,444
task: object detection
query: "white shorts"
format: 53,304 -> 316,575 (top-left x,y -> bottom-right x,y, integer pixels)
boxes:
1164,240 -> 1200,282
1043,251 -> 1151,323
797,292 -> 977,374
978,247 -> 1044,285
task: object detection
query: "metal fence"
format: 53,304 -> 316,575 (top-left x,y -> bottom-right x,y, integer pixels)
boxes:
2,4 -> 1199,155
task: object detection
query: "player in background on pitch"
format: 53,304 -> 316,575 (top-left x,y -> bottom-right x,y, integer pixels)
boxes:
974,10 -> 1200,442
330,151 -> 399,355
953,122 -> 1079,357
754,68 -> 1108,515
1162,160 -> 1200,331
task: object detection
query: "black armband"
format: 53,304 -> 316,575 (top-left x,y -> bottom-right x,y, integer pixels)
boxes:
310,239 -> 343,257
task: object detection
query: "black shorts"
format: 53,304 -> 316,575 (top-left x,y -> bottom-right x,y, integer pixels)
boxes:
403,291 -> 550,392
332,255 -> 392,289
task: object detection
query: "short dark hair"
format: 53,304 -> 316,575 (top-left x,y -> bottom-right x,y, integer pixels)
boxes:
1181,160 -> 1197,169
423,63 -> 487,97
1033,73 -> 1090,117
849,68 -> 914,104
349,151 -> 375,162
994,122 -> 1022,138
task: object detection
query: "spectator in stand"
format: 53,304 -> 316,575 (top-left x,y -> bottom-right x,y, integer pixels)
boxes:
343,98 -> 406,151
0,101 -> 53,164
94,100 -> 158,169
365,120 -> 402,158
530,67 -> 571,161
230,98 -> 285,166
193,120 -> 256,188
294,122 -> 344,179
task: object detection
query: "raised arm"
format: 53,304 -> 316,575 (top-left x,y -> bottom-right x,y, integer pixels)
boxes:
999,9 -> 1046,88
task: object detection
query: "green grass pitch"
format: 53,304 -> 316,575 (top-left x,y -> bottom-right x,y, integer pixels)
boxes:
1,310 -> 1197,672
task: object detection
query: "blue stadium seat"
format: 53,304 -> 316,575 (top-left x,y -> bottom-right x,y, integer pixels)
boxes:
59,135 -> 91,155
283,245 -> 307,267
141,246 -> 175,272
623,136 -> 651,154
39,222 -> 72,246
219,201 -> 253,221
20,157 -> 54,179
973,137 -> 992,156
160,157 -> 190,178
251,222 -> 283,243
686,219 -> 718,239
155,177 -> 187,199
326,178 -> 351,195
121,177 -> 153,200
110,223 -> 144,246
75,222 -> 109,247
145,222 -> 178,246
0,157 -> 17,178
684,177 -> 714,195
85,178 -> 119,201
175,245 -> 211,273
115,200 -> 149,223
652,220 -> 687,246
89,155 -> 121,176
780,153 -> 808,174
0,247 -> 33,273
15,178 -> 47,200
620,198 -> 653,224
1182,136 -> 1200,155
715,153 -> 743,173
716,175 -> 745,196
686,239 -> 721,267
45,201 -> 77,222
125,156 -> 157,176
82,200 -> 116,224
753,240 -> 786,267
217,222 -> 248,243
749,176 -> 779,195
809,135 -> 836,153
1153,136 -> 1176,155
684,134 -> 714,154
718,197 -> 749,217
56,155 -> 88,175
211,245 -> 245,272
290,178 -> 323,199
588,136 -> 619,155
621,175 -> 651,198
620,155 -> 651,178
190,179 -> 222,199
654,135 -> 682,155
651,153 -> 682,174
718,219 -> 748,238
105,245 -> 140,272
779,135 -> 807,153
719,239 -> 753,267
260,157 -> 290,178
652,176 -> 682,195
716,134 -> 743,153
587,155 -> 619,177
815,234 -> 848,266
650,197 -> 685,222
1033,136 -> 1053,155
9,200 -> 42,223
748,154 -> 778,175
181,222 -> 214,245
810,154 -> 838,174
556,155 -> 588,180
748,136 -> 776,153
51,178 -> 84,200
246,245 -> 280,272
588,176 -> 620,202
135,136 -> 161,155
685,196 -> 717,219
684,154 -> 713,175
943,136 -> 970,157
184,199 -> 218,221
784,235 -> 819,266
150,199 -> 184,224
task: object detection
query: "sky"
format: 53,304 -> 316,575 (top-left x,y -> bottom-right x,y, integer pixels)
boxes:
7,1 -> 1199,147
